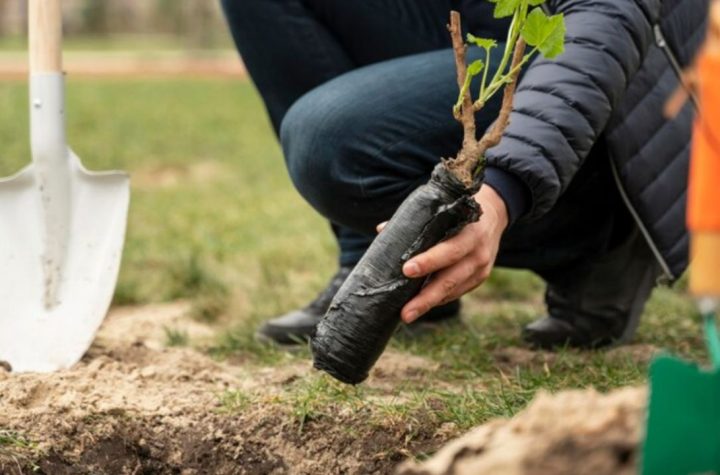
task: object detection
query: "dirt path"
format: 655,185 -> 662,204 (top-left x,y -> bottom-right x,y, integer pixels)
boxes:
0,51 -> 246,79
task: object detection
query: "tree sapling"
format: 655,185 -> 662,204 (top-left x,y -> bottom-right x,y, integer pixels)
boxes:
312,0 -> 566,385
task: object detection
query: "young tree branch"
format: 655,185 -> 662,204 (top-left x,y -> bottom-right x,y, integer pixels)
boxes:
476,38 -> 527,158
449,11 -> 477,155
446,12 -> 527,188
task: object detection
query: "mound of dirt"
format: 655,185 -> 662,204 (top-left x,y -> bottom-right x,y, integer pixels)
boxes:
398,386 -> 645,475
0,304 -> 446,475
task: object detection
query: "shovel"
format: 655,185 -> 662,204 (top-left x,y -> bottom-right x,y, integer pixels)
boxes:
0,0 -> 129,373
642,301 -> 720,475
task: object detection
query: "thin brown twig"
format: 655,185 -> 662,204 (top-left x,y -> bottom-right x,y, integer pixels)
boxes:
665,0 -> 720,118
711,0 -> 720,53
449,11 -> 476,152
664,71 -> 695,118
446,11 -> 527,188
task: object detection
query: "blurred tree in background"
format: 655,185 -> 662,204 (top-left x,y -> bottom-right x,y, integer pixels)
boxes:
0,0 -> 228,48
81,0 -> 109,35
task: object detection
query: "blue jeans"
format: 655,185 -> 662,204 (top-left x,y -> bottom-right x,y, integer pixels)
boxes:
221,0 -> 629,283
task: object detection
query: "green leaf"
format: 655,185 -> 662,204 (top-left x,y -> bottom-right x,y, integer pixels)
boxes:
488,0 -> 521,18
527,0 -> 546,5
520,7 -> 566,59
467,33 -> 498,50
467,59 -> 484,76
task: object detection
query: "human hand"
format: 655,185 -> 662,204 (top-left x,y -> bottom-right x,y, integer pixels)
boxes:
378,185 -> 508,323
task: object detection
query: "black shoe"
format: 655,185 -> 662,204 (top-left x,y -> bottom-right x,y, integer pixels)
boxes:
256,266 -> 352,345
256,267 -> 461,345
398,299 -> 462,337
522,228 -> 662,350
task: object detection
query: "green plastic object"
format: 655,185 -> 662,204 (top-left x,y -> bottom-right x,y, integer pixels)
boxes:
642,310 -> 720,475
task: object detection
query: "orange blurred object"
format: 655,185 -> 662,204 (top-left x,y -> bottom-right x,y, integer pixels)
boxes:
689,33 -> 720,296
688,55 -> 720,232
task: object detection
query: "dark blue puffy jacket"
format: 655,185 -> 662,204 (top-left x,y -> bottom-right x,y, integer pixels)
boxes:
462,0 -> 707,281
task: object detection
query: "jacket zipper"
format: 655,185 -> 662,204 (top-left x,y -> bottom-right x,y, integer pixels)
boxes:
549,2 -> 679,283
610,159 -> 674,283
607,19 -> 698,284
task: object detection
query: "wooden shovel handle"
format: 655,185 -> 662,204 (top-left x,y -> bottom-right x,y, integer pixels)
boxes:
29,0 -> 62,73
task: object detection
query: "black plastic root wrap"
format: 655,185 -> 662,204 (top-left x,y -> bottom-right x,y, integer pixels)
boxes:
311,164 -> 481,384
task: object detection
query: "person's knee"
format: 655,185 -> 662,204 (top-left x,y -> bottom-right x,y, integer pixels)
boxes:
280,74 -> 426,233
280,89 -> 356,221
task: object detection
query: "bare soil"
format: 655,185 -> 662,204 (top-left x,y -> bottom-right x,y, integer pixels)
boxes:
0,304 -> 650,474
132,161 -> 228,190
0,304 -> 450,475
0,52 -> 246,80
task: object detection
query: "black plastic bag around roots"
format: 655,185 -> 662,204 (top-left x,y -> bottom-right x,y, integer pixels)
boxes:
311,163 -> 481,384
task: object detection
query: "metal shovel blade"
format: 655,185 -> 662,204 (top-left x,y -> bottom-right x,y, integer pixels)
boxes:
0,149 -> 129,373
0,1 -> 129,373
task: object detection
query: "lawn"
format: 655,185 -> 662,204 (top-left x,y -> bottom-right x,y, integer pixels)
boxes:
0,77 -> 707,454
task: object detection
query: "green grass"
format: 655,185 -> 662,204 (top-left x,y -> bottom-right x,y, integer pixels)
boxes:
0,77 -> 337,312
0,77 -> 705,434
0,430 -> 40,470
217,389 -> 255,413
0,430 -> 33,450
163,326 -> 190,347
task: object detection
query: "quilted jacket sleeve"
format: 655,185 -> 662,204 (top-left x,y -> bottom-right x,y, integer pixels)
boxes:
484,0 -> 656,220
